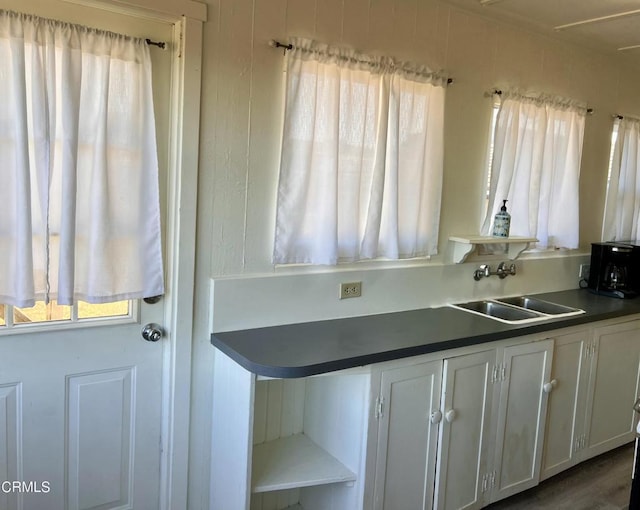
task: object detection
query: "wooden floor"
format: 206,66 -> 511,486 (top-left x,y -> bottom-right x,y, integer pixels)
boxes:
487,443 -> 635,510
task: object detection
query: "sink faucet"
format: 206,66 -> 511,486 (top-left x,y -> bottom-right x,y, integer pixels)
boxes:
473,262 -> 516,281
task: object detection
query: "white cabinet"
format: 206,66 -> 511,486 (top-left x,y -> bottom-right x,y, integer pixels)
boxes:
369,340 -> 553,510
368,351 -> 496,510
211,315 -> 640,510
585,319 -> 640,458
435,350 -> 497,510
491,340 -> 553,502
371,360 -> 442,510
211,351 -> 370,510
541,319 -> 640,480
540,329 -> 592,480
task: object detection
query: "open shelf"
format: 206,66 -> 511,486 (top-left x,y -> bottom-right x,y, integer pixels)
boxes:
449,235 -> 538,263
252,433 -> 356,493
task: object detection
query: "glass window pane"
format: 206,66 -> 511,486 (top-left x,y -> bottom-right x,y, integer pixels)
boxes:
14,301 -> 71,324
78,301 -> 130,319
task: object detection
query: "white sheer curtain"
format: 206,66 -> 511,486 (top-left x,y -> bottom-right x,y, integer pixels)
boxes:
273,38 -> 446,265
0,10 -> 163,307
481,92 -> 585,249
602,118 -> 640,241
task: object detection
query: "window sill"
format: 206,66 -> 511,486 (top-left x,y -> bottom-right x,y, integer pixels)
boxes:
517,247 -> 590,260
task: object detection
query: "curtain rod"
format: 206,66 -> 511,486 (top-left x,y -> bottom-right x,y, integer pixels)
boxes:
612,114 -> 640,122
2,9 -> 166,49
145,38 -> 165,49
268,39 -> 454,84
489,89 -> 594,114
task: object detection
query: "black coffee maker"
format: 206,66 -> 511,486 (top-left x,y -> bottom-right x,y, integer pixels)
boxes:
588,242 -> 640,298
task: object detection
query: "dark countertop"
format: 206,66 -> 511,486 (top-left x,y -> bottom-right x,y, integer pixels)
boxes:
211,289 -> 640,378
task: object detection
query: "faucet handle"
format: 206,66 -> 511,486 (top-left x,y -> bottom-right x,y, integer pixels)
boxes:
496,261 -> 516,279
474,264 -> 491,281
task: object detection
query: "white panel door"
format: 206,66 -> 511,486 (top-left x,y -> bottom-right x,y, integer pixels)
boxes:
585,320 -> 640,459
372,360 -> 443,510
434,350 -> 497,510
540,330 -> 592,480
0,2 -> 173,509
491,339 -> 553,503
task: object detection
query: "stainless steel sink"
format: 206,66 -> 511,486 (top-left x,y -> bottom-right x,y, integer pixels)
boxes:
496,296 -> 583,316
452,300 -> 544,323
450,296 -> 585,323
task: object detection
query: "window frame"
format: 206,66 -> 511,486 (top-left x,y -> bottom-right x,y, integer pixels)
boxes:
0,299 -> 137,335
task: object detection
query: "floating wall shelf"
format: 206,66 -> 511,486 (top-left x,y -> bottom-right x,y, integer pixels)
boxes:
449,235 -> 538,264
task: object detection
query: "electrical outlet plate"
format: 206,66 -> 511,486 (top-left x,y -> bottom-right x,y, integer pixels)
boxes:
579,264 -> 590,279
340,281 -> 362,299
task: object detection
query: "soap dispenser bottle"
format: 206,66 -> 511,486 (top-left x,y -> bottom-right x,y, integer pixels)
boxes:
492,199 -> 511,237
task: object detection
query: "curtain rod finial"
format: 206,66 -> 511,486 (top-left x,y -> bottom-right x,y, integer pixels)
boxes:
145,38 -> 166,50
269,39 -> 293,55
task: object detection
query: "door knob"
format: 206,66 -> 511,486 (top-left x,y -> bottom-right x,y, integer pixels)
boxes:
543,379 -> 558,393
142,323 -> 163,342
445,409 -> 457,423
430,410 -> 443,424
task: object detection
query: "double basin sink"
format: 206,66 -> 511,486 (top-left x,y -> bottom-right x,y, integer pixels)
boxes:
450,296 -> 585,324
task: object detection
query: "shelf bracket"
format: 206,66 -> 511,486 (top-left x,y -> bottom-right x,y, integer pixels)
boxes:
451,241 -> 476,264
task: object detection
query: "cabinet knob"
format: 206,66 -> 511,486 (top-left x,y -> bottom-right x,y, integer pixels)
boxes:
445,409 -> 457,422
430,410 -> 443,424
543,379 -> 558,393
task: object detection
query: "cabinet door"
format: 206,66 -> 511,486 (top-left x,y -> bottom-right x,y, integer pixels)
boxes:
491,340 -> 553,502
434,350 -> 497,510
540,331 -> 591,480
373,360 -> 443,510
585,320 -> 640,459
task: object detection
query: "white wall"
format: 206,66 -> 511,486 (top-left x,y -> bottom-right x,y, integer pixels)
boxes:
198,0 -> 640,330
188,0 -> 640,506
210,255 -> 588,331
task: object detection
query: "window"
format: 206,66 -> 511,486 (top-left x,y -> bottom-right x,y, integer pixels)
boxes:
602,117 -> 640,241
607,120 -> 620,189
0,300 -> 130,330
0,10 -> 163,315
273,38 -> 447,265
484,100 -> 500,209
481,91 -> 586,249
